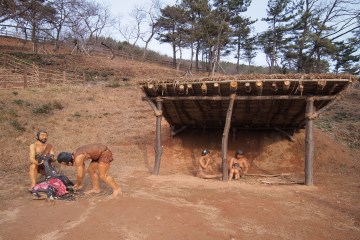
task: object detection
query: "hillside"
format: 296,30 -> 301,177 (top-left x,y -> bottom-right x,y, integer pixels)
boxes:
0,37 -> 359,240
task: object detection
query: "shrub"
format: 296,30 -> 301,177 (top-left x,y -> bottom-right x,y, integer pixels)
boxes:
32,101 -> 64,114
106,82 -> 121,88
13,99 -> 24,106
10,120 -> 25,132
32,103 -> 52,114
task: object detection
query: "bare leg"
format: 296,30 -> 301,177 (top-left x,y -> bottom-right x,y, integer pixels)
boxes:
98,162 -> 121,199
234,169 -> 240,180
196,170 -> 222,179
202,173 -> 222,179
228,169 -> 235,182
84,161 -> 101,194
29,164 -> 38,190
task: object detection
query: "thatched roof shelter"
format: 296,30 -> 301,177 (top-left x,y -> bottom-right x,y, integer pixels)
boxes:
140,73 -> 356,184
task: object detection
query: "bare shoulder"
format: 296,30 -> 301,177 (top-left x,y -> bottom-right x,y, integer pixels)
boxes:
29,143 -> 36,150
240,156 -> 249,163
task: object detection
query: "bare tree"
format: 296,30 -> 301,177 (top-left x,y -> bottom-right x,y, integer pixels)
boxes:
0,0 -> 32,23
117,6 -> 146,59
138,0 -> 161,61
48,0 -> 72,51
304,0 -> 360,72
68,0 -> 114,53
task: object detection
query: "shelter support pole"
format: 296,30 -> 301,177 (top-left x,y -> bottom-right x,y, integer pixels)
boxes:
154,97 -> 163,175
222,93 -> 236,181
142,97 -> 163,175
305,97 -> 315,186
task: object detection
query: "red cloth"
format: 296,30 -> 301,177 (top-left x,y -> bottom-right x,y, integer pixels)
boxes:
32,178 -> 68,197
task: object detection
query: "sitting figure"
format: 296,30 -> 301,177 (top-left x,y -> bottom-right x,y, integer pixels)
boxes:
228,149 -> 249,182
31,154 -> 74,200
195,149 -> 222,179
28,130 -> 54,190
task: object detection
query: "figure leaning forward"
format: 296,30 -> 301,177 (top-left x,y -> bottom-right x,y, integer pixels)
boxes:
57,143 -> 122,199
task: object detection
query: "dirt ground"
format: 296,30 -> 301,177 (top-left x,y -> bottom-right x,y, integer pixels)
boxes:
0,83 -> 359,240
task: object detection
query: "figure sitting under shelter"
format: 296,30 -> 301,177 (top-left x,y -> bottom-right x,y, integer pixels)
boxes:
195,149 -> 222,179
228,149 -> 249,182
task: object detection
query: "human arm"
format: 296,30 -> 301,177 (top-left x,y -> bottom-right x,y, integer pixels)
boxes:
198,156 -> 207,169
228,157 -> 234,169
29,144 -> 42,165
49,147 -> 55,162
242,158 -> 249,174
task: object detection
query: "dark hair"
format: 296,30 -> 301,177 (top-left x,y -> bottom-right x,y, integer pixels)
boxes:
36,130 -> 48,138
57,152 -> 73,164
235,149 -> 243,156
201,149 -> 210,156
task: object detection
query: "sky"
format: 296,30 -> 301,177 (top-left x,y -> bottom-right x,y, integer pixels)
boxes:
97,0 -> 268,66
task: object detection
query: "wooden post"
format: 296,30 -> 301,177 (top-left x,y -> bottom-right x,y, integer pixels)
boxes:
317,80 -> 326,91
178,84 -> 185,95
23,67 -> 28,88
283,80 -> 290,91
271,82 -> 278,92
222,93 -> 236,181
3,53 -> 6,68
214,82 -> 220,95
305,97 -> 315,186
245,82 -> 251,93
256,80 -> 263,95
63,71 -> 66,84
201,83 -> 207,96
153,97 -> 163,175
230,81 -> 238,93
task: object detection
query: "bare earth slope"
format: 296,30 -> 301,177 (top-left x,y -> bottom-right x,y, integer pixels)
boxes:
0,38 -> 359,239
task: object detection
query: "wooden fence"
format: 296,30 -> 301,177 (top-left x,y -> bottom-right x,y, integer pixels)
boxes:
0,52 -> 83,89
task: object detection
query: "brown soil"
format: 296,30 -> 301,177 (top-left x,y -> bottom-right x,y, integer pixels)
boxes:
0,37 -> 359,239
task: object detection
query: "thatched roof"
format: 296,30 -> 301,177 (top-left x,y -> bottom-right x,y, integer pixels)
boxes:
140,74 -> 356,130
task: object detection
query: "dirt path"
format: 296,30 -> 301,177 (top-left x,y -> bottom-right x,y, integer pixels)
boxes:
1,154 -> 359,240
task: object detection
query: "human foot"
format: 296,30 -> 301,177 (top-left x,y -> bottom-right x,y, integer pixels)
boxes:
84,189 -> 101,195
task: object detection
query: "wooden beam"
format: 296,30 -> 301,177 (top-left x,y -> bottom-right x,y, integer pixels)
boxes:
295,82 -> 304,95
222,93 -> 236,181
153,97 -> 163,176
149,95 -> 336,101
256,80 -> 263,95
305,97 -> 315,185
328,83 -> 338,95
317,80 -> 326,91
271,82 -> 278,92
178,84 -> 185,95
214,82 -> 220,95
161,83 -> 168,96
201,83 -> 207,96
283,80 -> 291,91
186,83 -> 193,95
230,81 -> 238,93
147,83 -> 157,96
299,95 -> 342,126
171,126 -> 187,137
245,82 -> 251,93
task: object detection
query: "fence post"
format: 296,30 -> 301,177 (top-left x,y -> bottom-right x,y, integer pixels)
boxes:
63,71 -> 66,84
3,53 -> 6,68
23,67 -> 28,88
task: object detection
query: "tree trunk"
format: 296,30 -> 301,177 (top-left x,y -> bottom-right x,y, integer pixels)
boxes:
172,43 -> 177,68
